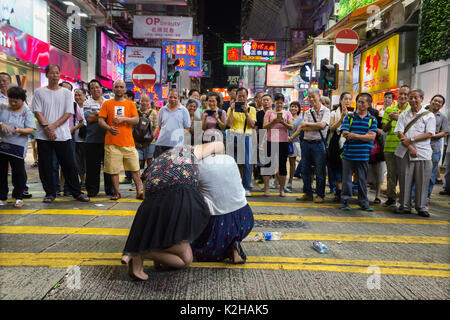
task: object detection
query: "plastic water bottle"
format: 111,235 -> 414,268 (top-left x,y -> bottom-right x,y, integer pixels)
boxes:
262,232 -> 282,241
312,241 -> 328,254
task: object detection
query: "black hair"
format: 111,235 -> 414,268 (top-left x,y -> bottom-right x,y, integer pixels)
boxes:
45,64 -> 61,75
431,94 -> 445,105
0,72 -> 12,82
7,86 -> 27,101
75,88 -> 87,95
335,91 -> 351,111
356,92 -> 373,105
261,94 -> 272,100
274,93 -> 285,102
188,89 -> 200,97
384,91 -> 395,99
236,87 -> 248,96
206,92 -> 221,105
125,90 -> 135,100
227,84 -> 239,92
59,81 -> 73,91
88,79 -> 102,92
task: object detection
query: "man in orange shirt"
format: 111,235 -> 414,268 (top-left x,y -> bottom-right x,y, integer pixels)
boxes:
98,80 -> 143,200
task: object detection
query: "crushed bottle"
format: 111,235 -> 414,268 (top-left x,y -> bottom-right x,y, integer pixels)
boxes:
262,232 -> 282,241
312,241 -> 328,254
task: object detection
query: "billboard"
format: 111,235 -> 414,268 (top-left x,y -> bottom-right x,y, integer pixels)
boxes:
100,32 -> 125,81
125,46 -> 162,84
133,15 -> 193,40
223,43 -> 266,66
241,40 -> 276,62
360,34 -> 399,93
266,64 -> 296,88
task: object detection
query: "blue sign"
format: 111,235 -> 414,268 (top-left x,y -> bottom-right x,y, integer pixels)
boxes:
162,41 -> 201,71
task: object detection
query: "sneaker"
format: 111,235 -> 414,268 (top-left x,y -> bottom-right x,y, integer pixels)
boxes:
314,196 -> 324,203
435,178 -> 443,185
383,198 -> 396,207
245,190 -> 252,197
284,187 -> 292,193
296,194 -> 313,201
341,201 -> 350,211
269,182 -> 277,189
359,206 -> 373,212
22,191 -> 32,199
394,208 -> 412,215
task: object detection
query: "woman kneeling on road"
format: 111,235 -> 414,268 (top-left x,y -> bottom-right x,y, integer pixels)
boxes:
121,142 -> 224,281
191,154 -> 254,263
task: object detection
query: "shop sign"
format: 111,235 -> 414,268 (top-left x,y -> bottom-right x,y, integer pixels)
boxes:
266,64 -> 295,88
241,40 -> 276,62
223,43 -> 266,66
126,83 -> 168,102
133,15 -> 193,40
162,41 -> 201,71
360,34 -> 399,93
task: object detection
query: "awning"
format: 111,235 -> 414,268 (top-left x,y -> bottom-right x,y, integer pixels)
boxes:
287,42 -> 315,64
323,0 -> 400,39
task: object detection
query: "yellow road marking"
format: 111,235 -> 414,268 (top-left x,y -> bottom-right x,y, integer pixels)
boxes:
0,209 -> 448,225
0,226 -> 449,244
0,252 -> 448,277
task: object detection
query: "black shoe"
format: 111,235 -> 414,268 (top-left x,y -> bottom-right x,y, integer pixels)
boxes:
439,190 -> 450,195
383,198 -> 396,207
417,211 -> 430,217
22,191 -> 32,199
394,208 -> 411,215
373,198 -> 381,205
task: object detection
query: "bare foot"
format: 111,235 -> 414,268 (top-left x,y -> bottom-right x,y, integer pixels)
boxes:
128,256 -> 148,281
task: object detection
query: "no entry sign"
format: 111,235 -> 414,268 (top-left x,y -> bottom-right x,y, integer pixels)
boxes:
132,64 -> 157,89
335,29 -> 359,54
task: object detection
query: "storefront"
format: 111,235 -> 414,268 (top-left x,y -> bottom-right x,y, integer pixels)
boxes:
0,23 -> 84,103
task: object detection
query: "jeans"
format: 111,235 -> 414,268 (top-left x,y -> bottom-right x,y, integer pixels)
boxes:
0,153 -> 26,200
301,141 -> 327,197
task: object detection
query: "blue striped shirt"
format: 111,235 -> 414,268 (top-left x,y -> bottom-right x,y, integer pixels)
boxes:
341,113 -> 378,161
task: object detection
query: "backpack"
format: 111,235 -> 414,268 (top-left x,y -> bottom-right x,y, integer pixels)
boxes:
132,110 -> 154,146
73,102 -> 87,139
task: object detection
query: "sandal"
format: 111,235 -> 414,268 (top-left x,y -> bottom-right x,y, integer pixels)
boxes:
14,199 -> 24,208
231,242 -> 246,264
110,193 -> 121,201
43,195 -> 55,203
75,194 -> 90,202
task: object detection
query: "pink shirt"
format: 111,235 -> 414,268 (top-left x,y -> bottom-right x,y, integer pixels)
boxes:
264,110 -> 293,142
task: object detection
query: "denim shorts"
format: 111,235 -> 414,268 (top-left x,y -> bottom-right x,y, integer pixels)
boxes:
137,144 -> 155,161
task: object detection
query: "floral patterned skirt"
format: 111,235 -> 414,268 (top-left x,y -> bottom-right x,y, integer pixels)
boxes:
123,184 -> 210,254
191,204 -> 254,262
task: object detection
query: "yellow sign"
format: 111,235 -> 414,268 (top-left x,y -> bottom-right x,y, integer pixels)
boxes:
360,34 -> 399,93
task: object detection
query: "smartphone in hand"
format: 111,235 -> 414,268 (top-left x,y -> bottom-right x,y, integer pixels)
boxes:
206,110 -> 216,117
234,102 -> 245,113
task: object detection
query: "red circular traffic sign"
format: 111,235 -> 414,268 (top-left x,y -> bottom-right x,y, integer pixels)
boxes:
335,29 -> 359,54
132,64 -> 156,89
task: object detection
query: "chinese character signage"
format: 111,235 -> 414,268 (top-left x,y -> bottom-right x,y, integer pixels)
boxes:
360,34 -> 399,93
241,40 -> 276,62
162,41 -> 201,71
223,43 -> 266,66
125,47 -> 162,84
133,16 -> 193,40
126,83 -> 169,103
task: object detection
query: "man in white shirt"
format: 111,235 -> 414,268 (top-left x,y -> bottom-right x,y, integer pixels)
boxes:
394,89 -> 435,217
31,65 -> 89,203
296,88 -> 330,203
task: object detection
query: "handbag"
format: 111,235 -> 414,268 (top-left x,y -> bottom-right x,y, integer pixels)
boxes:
132,116 -> 154,146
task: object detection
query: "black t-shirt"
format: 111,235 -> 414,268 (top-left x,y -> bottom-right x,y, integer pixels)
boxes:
256,109 -> 265,130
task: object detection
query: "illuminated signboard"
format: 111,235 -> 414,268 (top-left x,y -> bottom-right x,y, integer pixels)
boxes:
126,83 -> 169,102
241,40 -> 276,62
162,41 -> 201,71
360,34 -> 399,93
223,43 -> 266,66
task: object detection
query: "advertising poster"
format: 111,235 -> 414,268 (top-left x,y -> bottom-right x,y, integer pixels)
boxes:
125,47 -> 161,84
100,32 -> 125,81
360,34 -> 399,93
266,64 -> 295,88
162,41 -> 201,72
133,15 -> 193,40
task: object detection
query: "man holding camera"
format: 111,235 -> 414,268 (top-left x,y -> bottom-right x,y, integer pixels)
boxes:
226,87 -> 256,197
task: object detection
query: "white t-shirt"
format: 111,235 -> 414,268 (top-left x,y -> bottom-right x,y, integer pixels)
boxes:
197,154 -> 247,216
31,87 -> 74,141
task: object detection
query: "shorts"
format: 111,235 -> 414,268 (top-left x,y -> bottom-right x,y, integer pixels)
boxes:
288,141 -> 301,158
138,144 -> 155,161
104,144 -> 140,174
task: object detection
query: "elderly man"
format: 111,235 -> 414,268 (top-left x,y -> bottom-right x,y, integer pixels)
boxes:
98,80 -> 143,200
296,88 -> 330,203
381,85 -> 411,207
394,89 -> 436,217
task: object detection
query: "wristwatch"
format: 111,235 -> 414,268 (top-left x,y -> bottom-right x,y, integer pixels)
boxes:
410,137 -> 415,143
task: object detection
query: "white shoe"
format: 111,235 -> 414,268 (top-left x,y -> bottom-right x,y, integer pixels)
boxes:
245,190 -> 252,197
269,182 -> 277,189
0,200 -> 7,206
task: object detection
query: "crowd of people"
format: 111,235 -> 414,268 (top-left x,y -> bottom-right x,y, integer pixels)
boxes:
0,64 -> 449,280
